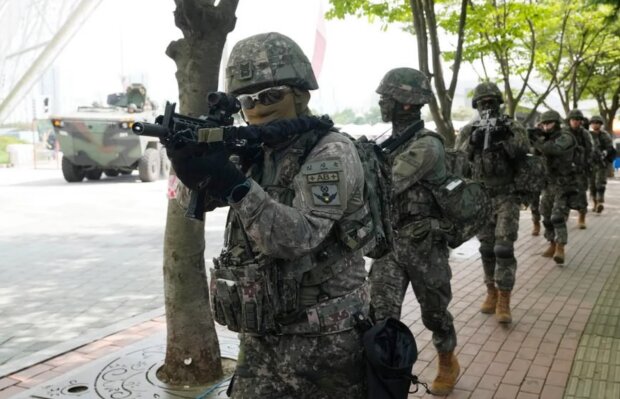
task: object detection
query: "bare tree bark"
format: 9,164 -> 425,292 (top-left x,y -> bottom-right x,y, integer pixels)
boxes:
593,83 -> 620,133
409,0 -> 467,147
158,0 -> 239,385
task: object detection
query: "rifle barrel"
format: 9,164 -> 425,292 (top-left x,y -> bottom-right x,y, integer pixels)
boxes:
132,122 -> 169,139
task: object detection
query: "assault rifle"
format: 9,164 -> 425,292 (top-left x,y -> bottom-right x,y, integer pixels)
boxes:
132,92 -> 250,220
476,109 -> 511,151
526,127 -> 544,144
133,92 -> 335,220
132,92 -> 244,148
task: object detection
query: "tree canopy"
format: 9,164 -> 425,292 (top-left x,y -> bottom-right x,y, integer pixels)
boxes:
327,0 -> 620,131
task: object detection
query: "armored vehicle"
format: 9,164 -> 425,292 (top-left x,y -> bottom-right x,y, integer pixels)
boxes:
51,84 -> 169,183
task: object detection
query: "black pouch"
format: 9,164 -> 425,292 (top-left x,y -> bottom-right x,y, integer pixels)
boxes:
355,315 -> 429,399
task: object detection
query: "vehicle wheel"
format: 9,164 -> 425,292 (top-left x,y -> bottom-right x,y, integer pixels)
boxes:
104,169 -> 120,177
138,148 -> 160,182
86,169 -> 103,180
160,148 -> 171,178
61,157 -> 85,182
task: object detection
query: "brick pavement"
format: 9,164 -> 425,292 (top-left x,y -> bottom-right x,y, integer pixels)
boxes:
0,178 -> 618,398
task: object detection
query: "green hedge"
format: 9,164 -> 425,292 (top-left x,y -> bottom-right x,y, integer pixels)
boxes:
0,136 -> 26,164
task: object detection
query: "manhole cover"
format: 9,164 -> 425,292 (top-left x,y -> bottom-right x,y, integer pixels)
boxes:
17,334 -> 238,398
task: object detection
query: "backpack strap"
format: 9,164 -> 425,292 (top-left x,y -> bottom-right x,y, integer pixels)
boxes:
380,120 -> 425,154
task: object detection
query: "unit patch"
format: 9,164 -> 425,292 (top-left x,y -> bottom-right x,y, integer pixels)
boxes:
311,184 -> 340,206
302,159 -> 342,174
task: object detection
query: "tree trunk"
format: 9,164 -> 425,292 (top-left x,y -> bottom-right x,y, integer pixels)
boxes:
158,0 -> 239,385
410,0 -> 464,148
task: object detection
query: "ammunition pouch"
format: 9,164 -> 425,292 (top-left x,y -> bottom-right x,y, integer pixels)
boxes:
210,251 -> 370,336
335,203 -> 375,254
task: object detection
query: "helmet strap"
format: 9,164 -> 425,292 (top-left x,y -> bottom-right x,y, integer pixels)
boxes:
292,88 -> 312,116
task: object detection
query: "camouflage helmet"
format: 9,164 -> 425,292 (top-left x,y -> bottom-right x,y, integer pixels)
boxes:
376,67 -> 433,105
226,32 -> 318,95
567,109 -> 584,120
590,115 -> 604,124
540,110 -> 562,124
472,82 -> 504,108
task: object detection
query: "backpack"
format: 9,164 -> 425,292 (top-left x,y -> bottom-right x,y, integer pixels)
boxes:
383,125 -> 491,249
514,154 -> 547,194
343,135 -> 394,259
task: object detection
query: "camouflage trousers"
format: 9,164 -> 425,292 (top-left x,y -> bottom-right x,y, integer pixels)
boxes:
572,174 -> 589,213
477,194 -> 520,292
369,232 -> 456,353
588,167 -> 608,202
231,330 -> 365,399
540,184 -> 580,245
523,192 -> 541,222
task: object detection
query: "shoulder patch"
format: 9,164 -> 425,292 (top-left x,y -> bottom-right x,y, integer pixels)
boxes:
311,184 -> 341,206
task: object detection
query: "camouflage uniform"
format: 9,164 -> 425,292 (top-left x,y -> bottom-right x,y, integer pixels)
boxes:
588,116 -> 615,209
370,129 -> 456,352
454,84 -> 529,294
369,67 -> 459,396
536,112 -> 577,247
177,32 -> 370,398
566,109 -> 595,217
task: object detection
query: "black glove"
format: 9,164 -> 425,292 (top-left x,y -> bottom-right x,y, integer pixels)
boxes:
167,141 -> 247,200
470,128 -> 485,148
489,126 -> 512,144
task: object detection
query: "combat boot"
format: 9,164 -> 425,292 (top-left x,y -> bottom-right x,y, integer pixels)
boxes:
592,199 -> 598,212
532,220 -> 541,236
480,283 -> 498,314
578,211 -> 586,229
495,290 -> 512,323
553,243 -> 565,264
542,241 -> 556,257
431,351 -> 460,396
596,199 -> 604,213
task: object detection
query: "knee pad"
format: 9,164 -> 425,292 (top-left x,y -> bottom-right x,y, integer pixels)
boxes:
421,311 -> 451,333
494,242 -> 514,259
550,213 -> 565,224
479,244 -> 495,259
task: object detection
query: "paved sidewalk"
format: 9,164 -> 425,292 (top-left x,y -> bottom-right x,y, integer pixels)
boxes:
0,179 -> 618,398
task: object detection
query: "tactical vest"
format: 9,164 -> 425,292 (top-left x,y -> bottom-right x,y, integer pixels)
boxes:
545,129 -> 576,180
467,123 -> 516,190
569,127 -> 590,172
210,128 -> 370,336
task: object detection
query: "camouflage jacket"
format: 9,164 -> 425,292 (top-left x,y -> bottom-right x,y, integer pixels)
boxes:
192,127 -> 370,335
388,127 -> 447,228
589,130 -> 615,169
455,115 -> 529,191
534,127 -> 576,186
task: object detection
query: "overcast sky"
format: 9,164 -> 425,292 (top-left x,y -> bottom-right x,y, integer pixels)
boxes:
50,0 -> 482,117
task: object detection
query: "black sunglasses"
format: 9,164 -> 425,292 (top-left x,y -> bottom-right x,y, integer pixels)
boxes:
237,86 -> 291,109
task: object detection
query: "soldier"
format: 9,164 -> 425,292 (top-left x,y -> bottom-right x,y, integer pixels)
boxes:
455,82 -> 529,324
525,122 -> 545,236
536,110 -> 578,265
566,109 -> 594,229
588,115 -> 616,213
168,32 -> 370,398
369,67 -> 460,395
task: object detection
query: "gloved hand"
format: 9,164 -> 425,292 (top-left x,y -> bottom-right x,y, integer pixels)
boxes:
408,219 -> 431,241
470,128 -> 485,148
167,141 -> 247,200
